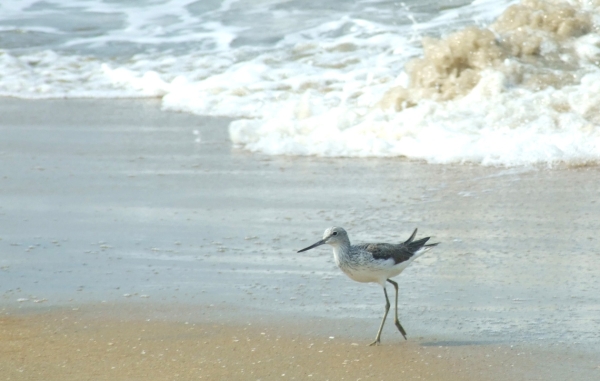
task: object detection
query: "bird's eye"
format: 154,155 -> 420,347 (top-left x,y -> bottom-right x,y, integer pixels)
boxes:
332,232 -> 338,236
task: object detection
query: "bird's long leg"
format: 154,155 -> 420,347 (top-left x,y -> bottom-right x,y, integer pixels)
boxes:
387,279 -> 407,340
369,286 -> 391,346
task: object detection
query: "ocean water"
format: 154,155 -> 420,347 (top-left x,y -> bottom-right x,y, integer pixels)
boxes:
2,0 -> 600,166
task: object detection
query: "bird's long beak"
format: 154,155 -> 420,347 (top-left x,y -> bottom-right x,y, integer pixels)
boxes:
297,239 -> 326,253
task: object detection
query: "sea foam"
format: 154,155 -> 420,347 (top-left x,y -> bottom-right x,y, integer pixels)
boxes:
1,0 -> 599,166
229,0 -> 600,166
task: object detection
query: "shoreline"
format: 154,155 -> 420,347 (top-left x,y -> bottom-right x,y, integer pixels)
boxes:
1,98 -> 599,380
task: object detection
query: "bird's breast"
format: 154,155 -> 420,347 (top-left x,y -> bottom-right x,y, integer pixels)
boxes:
332,248 -> 387,284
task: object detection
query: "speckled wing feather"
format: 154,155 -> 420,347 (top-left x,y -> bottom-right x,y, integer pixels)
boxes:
356,228 -> 437,265
358,243 -> 414,264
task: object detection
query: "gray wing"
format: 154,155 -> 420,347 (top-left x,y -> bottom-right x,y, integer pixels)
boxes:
356,243 -> 414,265
356,228 -> 437,265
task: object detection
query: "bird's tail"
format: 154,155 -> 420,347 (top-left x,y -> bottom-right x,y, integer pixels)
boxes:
404,228 -> 439,257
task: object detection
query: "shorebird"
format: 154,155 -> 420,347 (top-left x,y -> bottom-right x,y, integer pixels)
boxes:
298,227 -> 437,346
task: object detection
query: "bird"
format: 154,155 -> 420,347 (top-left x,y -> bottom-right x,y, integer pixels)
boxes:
297,227 -> 438,346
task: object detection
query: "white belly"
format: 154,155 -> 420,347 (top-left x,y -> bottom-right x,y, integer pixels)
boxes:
336,254 -> 412,285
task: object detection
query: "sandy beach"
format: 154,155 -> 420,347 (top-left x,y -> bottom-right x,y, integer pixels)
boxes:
1,98 -> 599,380
1,303 -> 572,381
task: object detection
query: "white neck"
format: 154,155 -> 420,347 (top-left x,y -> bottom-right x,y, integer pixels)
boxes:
331,242 -> 351,266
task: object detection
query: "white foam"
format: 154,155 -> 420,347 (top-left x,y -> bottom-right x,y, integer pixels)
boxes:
228,0 -> 600,166
231,67 -> 600,166
1,0 -> 598,166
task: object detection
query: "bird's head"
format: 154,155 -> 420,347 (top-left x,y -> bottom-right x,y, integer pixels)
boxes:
297,226 -> 348,253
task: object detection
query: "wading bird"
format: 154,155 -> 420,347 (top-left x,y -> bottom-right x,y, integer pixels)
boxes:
298,227 -> 437,345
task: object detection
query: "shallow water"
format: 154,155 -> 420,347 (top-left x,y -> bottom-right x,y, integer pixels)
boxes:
1,100 -> 599,360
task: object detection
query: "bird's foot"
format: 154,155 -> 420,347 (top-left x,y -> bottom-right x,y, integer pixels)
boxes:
368,339 -> 381,346
394,320 -> 408,340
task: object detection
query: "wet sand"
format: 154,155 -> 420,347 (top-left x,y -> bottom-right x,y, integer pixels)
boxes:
0,304 -> 567,381
1,98 -> 599,380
